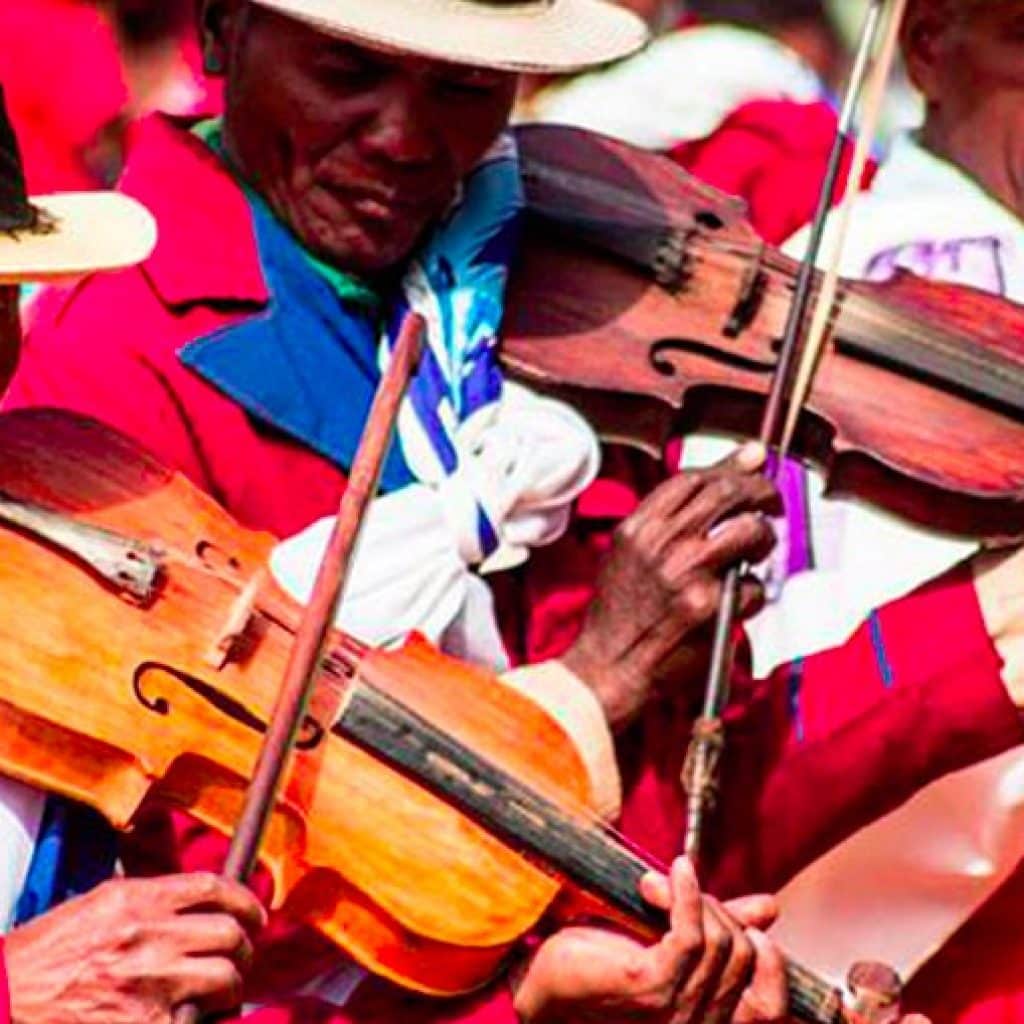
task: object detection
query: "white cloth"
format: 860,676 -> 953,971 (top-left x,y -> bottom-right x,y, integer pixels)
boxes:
271,381 -> 600,669
0,778 -> 45,931
522,24 -> 822,150
748,134 -> 1024,985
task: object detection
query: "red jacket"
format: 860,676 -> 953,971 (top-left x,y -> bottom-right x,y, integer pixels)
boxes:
1,116 -> 1019,1024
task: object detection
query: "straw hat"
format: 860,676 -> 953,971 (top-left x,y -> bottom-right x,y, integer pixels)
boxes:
249,0 -> 650,73
0,88 -> 155,285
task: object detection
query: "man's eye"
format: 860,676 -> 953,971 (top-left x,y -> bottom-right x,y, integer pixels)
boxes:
438,70 -> 506,94
319,58 -> 380,84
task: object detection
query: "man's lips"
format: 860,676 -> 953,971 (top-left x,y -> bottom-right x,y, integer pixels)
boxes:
321,179 -> 450,221
350,194 -> 419,222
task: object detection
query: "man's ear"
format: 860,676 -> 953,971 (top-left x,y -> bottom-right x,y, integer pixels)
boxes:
197,0 -> 247,77
901,4 -> 952,101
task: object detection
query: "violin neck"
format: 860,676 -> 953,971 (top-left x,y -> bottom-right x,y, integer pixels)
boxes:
335,681 -> 851,1024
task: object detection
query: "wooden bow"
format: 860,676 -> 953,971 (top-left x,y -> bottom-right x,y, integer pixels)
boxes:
173,313 -> 424,1024
683,0 -> 913,864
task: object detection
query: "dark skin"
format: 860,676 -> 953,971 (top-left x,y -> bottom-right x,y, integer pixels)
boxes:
5,874 -> 266,1024
904,0 -> 1024,220
200,1 -> 517,277
563,442 -> 778,731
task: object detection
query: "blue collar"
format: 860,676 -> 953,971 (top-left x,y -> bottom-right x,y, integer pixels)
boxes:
179,193 -> 413,493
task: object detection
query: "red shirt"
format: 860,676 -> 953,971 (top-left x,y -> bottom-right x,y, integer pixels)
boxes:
2,116 -> 1019,1023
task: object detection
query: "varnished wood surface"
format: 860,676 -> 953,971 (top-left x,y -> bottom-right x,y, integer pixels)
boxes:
503,125 -> 1024,537
0,408 -> 593,995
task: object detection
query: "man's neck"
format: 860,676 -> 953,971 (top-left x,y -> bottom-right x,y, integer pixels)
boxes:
921,120 -> 1024,225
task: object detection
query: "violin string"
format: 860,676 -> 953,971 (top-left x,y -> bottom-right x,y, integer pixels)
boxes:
148,541 -> 863,1014
152,542 -> 670,863
778,0 -> 909,458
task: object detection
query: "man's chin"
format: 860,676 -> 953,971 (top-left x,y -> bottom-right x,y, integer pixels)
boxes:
298,221 -> 422,279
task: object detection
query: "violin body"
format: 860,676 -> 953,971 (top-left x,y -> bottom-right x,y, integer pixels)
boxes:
0,409 -> 867,1024
503,125 -> 1024,536
0,408 -> 595,995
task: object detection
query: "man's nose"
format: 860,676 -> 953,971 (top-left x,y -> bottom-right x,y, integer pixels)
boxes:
360,83 -> 440,166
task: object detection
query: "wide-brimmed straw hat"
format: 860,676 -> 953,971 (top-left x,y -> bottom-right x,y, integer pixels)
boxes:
250,0 -> 650,73
0,87 -> 155,284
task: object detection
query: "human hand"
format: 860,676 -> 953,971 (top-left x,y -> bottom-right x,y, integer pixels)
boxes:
562,443 -> 780,729
6,873 -> 266,1024
513,857 -> 787,1024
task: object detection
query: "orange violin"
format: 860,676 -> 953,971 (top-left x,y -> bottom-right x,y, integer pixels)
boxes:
0,407 -> 852,1024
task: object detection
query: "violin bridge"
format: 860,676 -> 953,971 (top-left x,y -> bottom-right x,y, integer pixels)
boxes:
724,255 -> 766,338
204,568 -> 266,670
653,229 -> 692,291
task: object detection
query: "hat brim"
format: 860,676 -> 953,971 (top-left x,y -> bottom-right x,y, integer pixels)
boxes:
250,0 -> 649,73
0,192 -> 157,285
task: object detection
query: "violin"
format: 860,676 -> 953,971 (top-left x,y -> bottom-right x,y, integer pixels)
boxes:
0,406 -> 852,1024
502,124 -> 1024,537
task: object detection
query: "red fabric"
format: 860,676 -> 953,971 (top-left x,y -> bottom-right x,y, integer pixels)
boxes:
906,865 -> 1024,1024
0,0 -> 127,191
0,937 -> 9,1024
669,98 -> 878,245
5,117 -> 1021,1023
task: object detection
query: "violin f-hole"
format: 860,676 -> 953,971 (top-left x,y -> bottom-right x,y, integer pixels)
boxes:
132,661 -> 326,751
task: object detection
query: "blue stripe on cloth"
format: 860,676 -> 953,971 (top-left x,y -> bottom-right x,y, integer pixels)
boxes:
15,797 -> 117,925
868,611 -> 896,690
788,658 -> 806,743
476,505 -> 499,558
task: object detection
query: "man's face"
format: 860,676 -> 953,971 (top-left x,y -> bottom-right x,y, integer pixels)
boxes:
0,285 -> 20,393
204,3 -> 517,276
908,2 -> 1024,216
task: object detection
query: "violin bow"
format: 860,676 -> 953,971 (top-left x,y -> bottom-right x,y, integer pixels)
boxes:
683,0 -> 909,866
173,312 -> 424,1024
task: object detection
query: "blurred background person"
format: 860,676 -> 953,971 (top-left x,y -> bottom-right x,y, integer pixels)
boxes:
0,0 -> 222,194
522,0 -> 834,150
0,0 -> 128,190
108,0 -> 224,118
521,0 -> 860,243
522,0 -> 921,244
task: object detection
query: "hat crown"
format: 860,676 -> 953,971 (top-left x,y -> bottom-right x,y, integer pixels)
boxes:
0,87 -> 35,234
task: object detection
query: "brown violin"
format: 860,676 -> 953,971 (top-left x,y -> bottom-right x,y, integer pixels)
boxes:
502,124 -> 1024,537
0,406 -> 857,1024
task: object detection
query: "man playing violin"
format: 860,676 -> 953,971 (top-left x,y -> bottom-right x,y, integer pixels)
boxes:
3,0 -> 1024,1021
0,43 -> 809,1024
